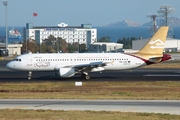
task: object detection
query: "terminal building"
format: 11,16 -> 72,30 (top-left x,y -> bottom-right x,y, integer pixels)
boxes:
25,23 -> 97,48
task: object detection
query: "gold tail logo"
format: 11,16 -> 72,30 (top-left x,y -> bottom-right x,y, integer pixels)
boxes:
137,26 -> 168,55
149,39 -> 165,49
133,26 -> 169,62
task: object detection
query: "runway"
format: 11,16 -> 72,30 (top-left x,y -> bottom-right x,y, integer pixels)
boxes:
0,99 -> 180,115
0,60 -> 180,82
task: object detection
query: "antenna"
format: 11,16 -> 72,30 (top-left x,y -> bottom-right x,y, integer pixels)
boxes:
158,6 -> 175,38
147,14 -> 159,36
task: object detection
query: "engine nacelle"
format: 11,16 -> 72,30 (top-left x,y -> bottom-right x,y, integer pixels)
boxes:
91,67 -> 105,72
55,68 -> 75,78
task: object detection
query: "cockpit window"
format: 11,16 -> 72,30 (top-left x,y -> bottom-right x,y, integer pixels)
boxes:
13,59 -> 21,62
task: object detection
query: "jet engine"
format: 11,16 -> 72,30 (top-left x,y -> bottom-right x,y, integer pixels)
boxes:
55,68 -> 75,78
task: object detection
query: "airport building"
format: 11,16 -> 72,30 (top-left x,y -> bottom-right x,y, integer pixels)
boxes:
132,38 -> 180,52
25,23 -> 97,48
0,43 -> 22,56
89,42 -> 123,53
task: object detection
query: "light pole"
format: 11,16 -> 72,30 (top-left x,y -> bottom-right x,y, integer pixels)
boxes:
2,1 -> 8,51
78,39 -> 79,53
56,38 -> 59,53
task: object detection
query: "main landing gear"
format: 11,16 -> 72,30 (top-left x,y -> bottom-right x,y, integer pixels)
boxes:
28,71 -> 32,80
81,72 -> 90,80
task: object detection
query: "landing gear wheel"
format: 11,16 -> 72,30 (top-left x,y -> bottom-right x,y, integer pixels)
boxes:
81,73 -> 90,80
28,71 -> 32,80
84,75 -> 90,80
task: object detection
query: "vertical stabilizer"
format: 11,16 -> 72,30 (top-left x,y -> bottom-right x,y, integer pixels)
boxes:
137,26 -> 169,55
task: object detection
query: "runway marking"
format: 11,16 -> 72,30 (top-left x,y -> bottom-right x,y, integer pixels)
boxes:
144,74 -> 180,77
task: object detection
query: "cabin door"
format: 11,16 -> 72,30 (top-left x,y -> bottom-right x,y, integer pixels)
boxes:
27,55 -> 32,66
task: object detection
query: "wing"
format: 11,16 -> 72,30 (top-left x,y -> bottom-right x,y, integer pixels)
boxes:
64,61 -> 113,72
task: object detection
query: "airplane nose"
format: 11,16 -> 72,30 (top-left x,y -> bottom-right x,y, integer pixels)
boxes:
6,62 -> 10,69
6,62 -> 13,70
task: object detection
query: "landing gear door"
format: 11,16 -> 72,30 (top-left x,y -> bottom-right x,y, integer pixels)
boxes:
27,55 -> 32,66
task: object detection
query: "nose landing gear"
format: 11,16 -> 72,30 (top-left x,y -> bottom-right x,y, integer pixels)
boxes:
28,71 -> 32,80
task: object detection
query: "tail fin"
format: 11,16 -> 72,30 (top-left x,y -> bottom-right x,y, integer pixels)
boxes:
137,26 -> 169,55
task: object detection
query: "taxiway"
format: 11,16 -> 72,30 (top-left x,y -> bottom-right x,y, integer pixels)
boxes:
0,99 -> 180,115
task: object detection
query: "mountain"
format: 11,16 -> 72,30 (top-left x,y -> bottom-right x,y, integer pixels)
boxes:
102,17 -> 180,27
142,17 -> 180,27
105,20 -> 141,27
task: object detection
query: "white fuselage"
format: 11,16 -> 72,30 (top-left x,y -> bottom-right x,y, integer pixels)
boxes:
6,53 -> 146,72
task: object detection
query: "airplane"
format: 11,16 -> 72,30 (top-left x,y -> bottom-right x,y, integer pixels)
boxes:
6,26 -> 171,80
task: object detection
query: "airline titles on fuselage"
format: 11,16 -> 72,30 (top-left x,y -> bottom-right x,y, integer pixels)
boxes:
34,62 -> 50,68
33,55 -> 131,68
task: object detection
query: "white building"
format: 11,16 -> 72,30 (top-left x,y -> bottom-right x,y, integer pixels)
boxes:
89,42 -> 123,53
8,44 -> 22,55
25,23 -> 97,48
132,38 -> 180,52
0,43 -> 22,55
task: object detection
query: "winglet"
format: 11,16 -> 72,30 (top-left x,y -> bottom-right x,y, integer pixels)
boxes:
137,26 -> 169,55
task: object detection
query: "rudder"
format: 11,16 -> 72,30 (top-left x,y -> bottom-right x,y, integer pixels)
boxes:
137,26 -> 169,55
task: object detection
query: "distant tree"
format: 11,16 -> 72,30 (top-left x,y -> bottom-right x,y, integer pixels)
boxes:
43,35 -> 54,46
130,37 -> 137,47
67,43 -> 78,53
55,37 -> 68,53
0,39 -> 5,43
98,36 -> 111,42
117,37 -> 137,49
41,35 -> 56,53
130,37 -> 137,40
21,39 -> 39,53
41,35 -> 68,53
40,42 -> 54,53
66,42 -> 87,53
79,43 -> 87,53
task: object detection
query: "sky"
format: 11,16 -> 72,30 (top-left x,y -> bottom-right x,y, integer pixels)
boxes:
0,0 -> 180,27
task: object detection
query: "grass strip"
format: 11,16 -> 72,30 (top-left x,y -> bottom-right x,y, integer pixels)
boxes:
0,81 -> 180,99
0,109 -> 180,120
